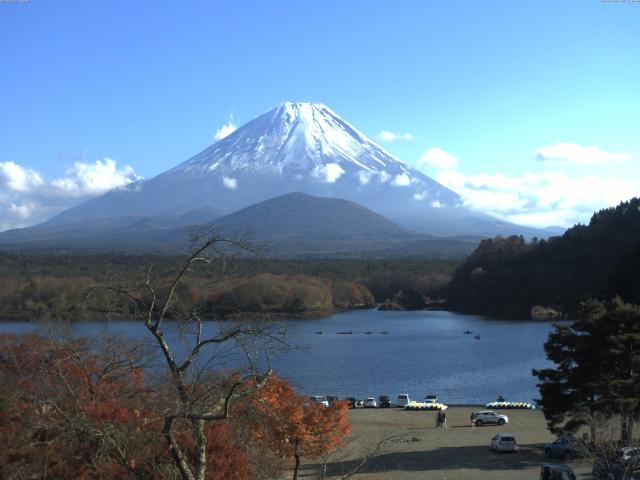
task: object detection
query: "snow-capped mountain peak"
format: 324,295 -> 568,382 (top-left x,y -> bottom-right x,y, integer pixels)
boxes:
166,101 -> 415,182
46,102 -> 461,227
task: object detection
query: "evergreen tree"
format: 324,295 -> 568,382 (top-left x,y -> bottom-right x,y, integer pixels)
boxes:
533,298 -> 640,442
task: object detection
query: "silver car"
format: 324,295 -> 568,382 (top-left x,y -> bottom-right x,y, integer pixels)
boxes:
473,410 -> 508,426
491,433 -> 517,452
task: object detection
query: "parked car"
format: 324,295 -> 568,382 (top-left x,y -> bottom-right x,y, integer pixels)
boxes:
473,410 -> 508,426
326,395 -> 341,404
424,394 -> 439,404
309,395 -> 329,407
397,394 -> 410,407
363,397 -> 377,408
491,433 -> 517,452
379,395 -> 391,408
593,447 -> 640,480
355,399 -> 365,408
540,464 -> 576,480
544,436 -> 587,459
346,397 -> 357,408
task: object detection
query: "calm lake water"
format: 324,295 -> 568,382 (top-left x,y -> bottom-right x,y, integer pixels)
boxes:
0,309 -> 563,405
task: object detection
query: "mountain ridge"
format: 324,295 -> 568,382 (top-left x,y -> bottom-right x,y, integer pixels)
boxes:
0,192 -> 481,258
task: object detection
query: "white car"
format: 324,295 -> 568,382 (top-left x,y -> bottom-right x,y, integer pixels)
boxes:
397,394 -> 410,407
491,433 -> 517,452
310,395 -> 329,407
424,394 -> 439,404
364,397 -> 377,408
473,410 -> 508,426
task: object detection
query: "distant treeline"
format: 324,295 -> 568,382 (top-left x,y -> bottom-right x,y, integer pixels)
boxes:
446,198 -> 640,316
0,254 -> 457,321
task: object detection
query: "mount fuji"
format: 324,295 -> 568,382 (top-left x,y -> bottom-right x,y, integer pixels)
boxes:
0,102 -> 562,253
46,102 -> 461,228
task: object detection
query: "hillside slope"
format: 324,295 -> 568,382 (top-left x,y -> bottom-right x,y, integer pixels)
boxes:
446,198 -> 640,316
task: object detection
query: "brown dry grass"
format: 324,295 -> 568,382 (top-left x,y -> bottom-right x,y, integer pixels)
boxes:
300,406 -> 593,479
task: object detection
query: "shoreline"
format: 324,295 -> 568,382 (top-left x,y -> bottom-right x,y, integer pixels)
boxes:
0,304 -> 572,323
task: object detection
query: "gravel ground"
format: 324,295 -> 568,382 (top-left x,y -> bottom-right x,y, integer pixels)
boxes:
300,406 -> 593,480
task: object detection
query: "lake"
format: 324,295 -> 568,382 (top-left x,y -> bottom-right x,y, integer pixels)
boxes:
0,309 -> 563,405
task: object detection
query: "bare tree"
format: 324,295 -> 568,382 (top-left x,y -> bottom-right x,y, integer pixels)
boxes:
96,230 -> 287,480
580,410 -> 640,480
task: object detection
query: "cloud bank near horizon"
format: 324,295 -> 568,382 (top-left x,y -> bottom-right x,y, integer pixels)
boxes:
0,159 -> 141,231
416,143 -> 637,228
1,141 -> 636,233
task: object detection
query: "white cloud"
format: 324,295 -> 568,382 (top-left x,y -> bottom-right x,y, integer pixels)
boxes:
9,202 -> 34,219
535,142 -> 631,165
391,173 -> 411,186
214,116 -> 237,141
222,176 -> 238,189
379,171 -> 391,183
436,169 -> 639,227
357,170 -> 373,185
418,147 -> 459,170
0,158 -> 141,232
377,130 -> 414,142
413,191 -> 427,201
313,163 -> 345,183
51,159 -> 140,197
0,161 -> 44,192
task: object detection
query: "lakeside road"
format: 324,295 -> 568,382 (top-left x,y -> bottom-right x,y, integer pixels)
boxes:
300,406 -> 592,479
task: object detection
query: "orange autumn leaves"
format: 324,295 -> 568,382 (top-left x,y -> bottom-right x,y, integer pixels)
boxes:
249,376 -> 351,459
0,334 -> 351,479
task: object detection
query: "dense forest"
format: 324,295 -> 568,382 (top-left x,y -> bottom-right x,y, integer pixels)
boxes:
446,198 -> 640,316
0,254 -> 457,321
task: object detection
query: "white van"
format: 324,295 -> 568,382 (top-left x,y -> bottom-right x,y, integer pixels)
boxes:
397,394 -> 410,407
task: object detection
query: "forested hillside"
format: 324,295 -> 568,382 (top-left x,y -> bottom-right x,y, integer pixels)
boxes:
0,254 -> 457,321
446,198 -> 640,316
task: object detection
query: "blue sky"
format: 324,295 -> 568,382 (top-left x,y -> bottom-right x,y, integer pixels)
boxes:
1,0 -> 639,230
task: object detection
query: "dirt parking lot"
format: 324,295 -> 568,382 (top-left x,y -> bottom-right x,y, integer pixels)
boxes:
300,406 -> 593,479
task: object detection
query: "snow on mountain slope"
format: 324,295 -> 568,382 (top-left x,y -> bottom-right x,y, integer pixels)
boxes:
158,102 -> 460,210
169,102 -> 426,181
46,102 -> 460,227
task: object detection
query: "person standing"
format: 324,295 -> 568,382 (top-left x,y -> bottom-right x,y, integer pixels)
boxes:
441,411 -> 448,429
470,412 -> 476,431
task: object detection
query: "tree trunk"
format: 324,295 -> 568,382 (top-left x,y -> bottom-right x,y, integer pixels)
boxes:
621,414 -> 633,443
292,440 -> 300,480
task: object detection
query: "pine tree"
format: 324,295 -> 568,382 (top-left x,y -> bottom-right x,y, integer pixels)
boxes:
533,298 -> 640,442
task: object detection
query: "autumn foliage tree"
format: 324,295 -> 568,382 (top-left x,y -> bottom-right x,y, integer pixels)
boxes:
0,333 -> 158,479
0,334 -> 294,480
236,376 -> 351,479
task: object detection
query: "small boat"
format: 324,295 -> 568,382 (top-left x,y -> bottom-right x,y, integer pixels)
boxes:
337,331 -> 353,335
315,331 -> 323,335
364,331 -> 374,334
463,330 -> 473,335
474,335 -> 481,340
380,330 -> 390,335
